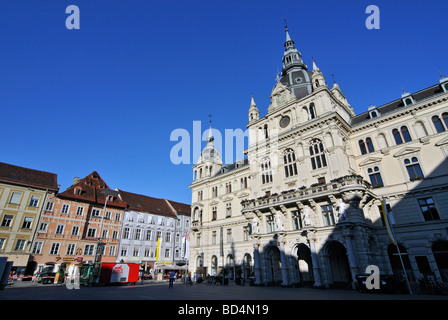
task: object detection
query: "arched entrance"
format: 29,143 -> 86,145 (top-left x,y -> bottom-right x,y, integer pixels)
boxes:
326,241 -> 352,288
296,243 -> 314,286
265,246 -> 282,285
432,240 -> 448,282
243,253 -> 253,280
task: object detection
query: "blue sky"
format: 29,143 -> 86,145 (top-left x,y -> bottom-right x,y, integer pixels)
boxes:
0,0 -> 447,205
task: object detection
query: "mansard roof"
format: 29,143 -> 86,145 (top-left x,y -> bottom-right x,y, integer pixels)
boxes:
0,162 -> 59,191
350,83 -> 445,126
212,158 -> 249,178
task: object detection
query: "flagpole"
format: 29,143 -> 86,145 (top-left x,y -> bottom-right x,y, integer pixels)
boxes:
382,197 -> 413,294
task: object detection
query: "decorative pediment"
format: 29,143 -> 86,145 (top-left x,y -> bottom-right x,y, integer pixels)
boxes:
435,135 -> 448,146
237,191 -> 250,199
222,196 -> 233,203
359,157 -> 382,167
393,147 -> 421,157
268,82 -> 294,112
209,200 -> 219,206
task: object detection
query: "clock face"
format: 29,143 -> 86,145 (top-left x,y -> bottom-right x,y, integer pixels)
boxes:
279,116 -> 290,128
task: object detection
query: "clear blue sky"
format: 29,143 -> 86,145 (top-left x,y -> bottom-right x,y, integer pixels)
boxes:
0,0 -> 447,205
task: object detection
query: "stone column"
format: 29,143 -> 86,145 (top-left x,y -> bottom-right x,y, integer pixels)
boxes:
343,226 -> 359,288
253,243 -> 262,286
307,233 -> 322,288
279,239 -> 289,287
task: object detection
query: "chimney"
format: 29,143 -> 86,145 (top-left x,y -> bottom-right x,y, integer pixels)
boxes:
73,177 -> 79,185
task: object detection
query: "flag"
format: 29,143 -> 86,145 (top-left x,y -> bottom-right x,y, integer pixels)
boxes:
156,237 -> 161,261
184,233 -> 190,259
381,197 -> 396,245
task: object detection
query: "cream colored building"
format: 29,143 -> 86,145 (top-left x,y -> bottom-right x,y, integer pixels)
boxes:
0,162 -> 59,278
189,26 -> 448,291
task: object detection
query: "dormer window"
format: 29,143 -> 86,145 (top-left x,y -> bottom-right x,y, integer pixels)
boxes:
401,92 -> 414,106
74,187 -> 82,195
368,104 -> 380,119
440,76 -> 448,93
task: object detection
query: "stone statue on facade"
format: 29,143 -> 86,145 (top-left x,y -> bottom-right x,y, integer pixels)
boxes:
302,207 -> 313,226
251,216 -> 259,234
275,211 -> 284,231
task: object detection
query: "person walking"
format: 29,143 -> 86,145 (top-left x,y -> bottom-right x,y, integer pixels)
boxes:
169,270 -> 176,288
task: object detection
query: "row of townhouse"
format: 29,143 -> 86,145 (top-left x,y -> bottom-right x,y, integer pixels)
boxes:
0,164 -> 190,279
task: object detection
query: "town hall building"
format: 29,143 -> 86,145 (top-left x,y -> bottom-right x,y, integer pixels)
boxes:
188,25 -> 448,291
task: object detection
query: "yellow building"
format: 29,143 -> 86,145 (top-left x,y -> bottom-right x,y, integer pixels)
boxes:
0,162 -> 59,278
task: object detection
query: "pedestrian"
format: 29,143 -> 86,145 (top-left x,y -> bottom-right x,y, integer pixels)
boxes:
169,270 -> 176,288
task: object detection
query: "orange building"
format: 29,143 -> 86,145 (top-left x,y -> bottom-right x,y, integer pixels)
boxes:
32,171 -> 126,274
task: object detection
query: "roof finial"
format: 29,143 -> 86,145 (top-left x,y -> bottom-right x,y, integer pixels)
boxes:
207,114 -> 214,142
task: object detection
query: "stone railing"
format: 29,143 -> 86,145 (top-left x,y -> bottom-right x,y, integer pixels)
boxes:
241,175 -> 371,211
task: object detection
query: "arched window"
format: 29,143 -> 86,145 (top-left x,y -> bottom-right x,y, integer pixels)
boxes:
261,157 -> 273,184
443,113 -> 448,129
368,166 -> 383,188
359,137 -> 375,155
401,126 -> 412,142
392,126 -> 412,145
359,140 -> 367,155
283,148 -> 298,178
309,103 -> 317,119
404,157 -> 424,180
432,115 -> 447,133
366,137 -> 375,153
309,139 -> 327,170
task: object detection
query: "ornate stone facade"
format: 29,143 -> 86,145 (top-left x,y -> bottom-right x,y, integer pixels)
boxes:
189,26 -> 448,290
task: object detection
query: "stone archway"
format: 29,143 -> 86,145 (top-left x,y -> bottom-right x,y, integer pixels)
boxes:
296,243 -> 314,286
265,246 -> 282,286
326,241 -> 352,288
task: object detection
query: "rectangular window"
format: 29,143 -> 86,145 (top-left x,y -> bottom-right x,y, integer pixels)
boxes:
87,228 -> 96,238
66,243 -> 76,255
109,246 -> 116,257
45,201 -> 54,212
164,249 -> 170,258
39,222 -> 48,232
50,243 -> 60,255
123,227 -> 130,239
21,216 -> 33,229
226,203 -> 232,217
0,238 -> 5,250
72,226 -> 79,236
1,214 -> 14,227
92,209 -> 100,217
61,204 -> 70,214
291,210 -> 302,230
32,241 -> 43,254
112,230 -> 119,239
133,247 -> 140,257
84,244 -> 95,256
15,239 -> 26,251
135,229 -> 141,240
165,232 -> 171,242
227,228 -> 232,243
121,247 -> 128,256
418,197 -> 440,221
29,195 -> 40,207
115,212 -> 121,221
322,205 -> 335,226
56,224 -> 65,235
76,206 -> 84,216
266,215 -> 275,233
9,192 -> 22,205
